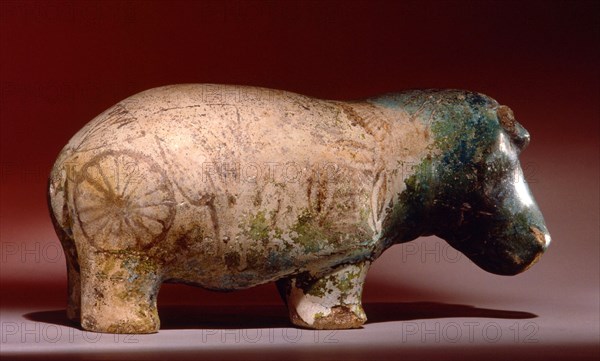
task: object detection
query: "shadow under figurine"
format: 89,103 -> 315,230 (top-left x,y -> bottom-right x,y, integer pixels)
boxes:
47,85 -> 551,333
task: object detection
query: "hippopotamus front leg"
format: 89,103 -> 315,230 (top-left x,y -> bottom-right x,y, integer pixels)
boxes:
277,261 -> 370,329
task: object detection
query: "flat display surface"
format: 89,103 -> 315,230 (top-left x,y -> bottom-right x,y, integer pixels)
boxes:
1,1 -> 598,360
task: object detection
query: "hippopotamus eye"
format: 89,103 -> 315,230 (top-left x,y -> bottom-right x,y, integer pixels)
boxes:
497,105 -> 530,151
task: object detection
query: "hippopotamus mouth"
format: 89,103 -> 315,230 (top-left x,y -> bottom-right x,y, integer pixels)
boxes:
456,223 -> 550,276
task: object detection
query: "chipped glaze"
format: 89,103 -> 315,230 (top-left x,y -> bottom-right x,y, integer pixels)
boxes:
48,85 -> 550,333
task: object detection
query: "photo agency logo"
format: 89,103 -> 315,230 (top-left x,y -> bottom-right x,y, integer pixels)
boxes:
61,158 -> 344,190
198,161 -> 341,185
1,241 -> 64,265
0,161 -> 47,184
199,328 -> 339,344
0,323 -> 338,346
1,322 -> 138,344
399,239 -> 463,265
198,84 -> 291,104
1,1 -> 137,27
399,321 -> 540,344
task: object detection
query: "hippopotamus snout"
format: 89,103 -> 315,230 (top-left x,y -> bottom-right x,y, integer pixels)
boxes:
466,215 -> 550,276
435,194 -> 551,276
427,97 -> 551,276
489,182 -> 551,276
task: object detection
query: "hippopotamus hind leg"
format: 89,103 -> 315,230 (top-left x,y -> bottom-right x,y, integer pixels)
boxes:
277,261 -> 370,329
57,232 -> 82,323
79,250 -> 163,333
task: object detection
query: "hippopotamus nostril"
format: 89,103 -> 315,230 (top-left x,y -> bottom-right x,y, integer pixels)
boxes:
517,226 -> 550,272
530,226 -> 550,249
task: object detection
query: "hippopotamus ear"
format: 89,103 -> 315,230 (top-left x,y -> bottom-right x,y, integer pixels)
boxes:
497,105 -> 530,151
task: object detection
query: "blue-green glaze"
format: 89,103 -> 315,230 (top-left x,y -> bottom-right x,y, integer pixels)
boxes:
372,90 -> 549,275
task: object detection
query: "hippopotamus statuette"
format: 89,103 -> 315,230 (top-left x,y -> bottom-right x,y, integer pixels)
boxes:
48,84 -> 550,333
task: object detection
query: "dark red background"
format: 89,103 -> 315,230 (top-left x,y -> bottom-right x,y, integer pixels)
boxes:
1,1 -> 598,359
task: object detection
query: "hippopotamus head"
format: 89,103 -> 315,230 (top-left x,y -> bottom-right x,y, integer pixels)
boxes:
375,90 -> 551,275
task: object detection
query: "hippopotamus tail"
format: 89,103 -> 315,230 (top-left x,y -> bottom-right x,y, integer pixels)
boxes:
48,161 -> 82,321
47,159 -> 79,266
48,162 -> 70,236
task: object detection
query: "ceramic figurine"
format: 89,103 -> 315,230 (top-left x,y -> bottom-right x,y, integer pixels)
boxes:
48,85 -> 550,333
